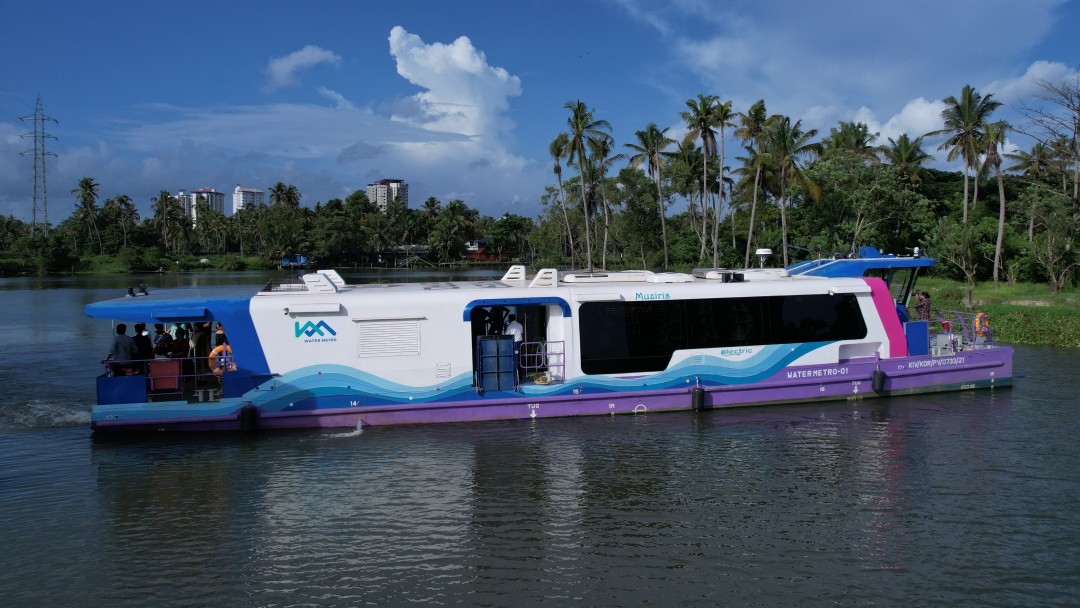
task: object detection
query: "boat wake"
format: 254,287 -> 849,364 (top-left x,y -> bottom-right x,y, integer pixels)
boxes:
0,399 -> 91,430
324,419 -> 364,439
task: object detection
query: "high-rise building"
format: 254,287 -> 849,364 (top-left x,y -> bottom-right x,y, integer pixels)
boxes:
177,188 -> 226,225
366,178 -> 408,212
233,185 -> 264,214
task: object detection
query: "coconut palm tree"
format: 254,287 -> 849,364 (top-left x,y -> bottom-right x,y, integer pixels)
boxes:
151,190 -> 184,254
821,121 -> 881,164
104,194 -> 138,249
983,121 -> 1010,288
626,124 -> 675,268
1005,141 -> 1054,182
565,101 -> 611,270
1006,141 -> 1056,241
587,133 -> 625,269
71,176 -> 102,255
669,137 -> 709,257
764,116 -> 821,266
928,85 -> 1002,224
879,134 -> 932,189
681,94 -> 718,260
269,182 -> 301,207
735,100 -> 769,267
549,132 -> 576,265
711,100 -> 737,267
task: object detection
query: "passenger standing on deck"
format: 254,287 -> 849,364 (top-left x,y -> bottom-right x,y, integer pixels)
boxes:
170,327 -> 190,359
132,323 -> 154,374
504,314 -> 523,344
916,291 -> 932,321
106,324 -> 136,375
214,322 -> 226,347
153,323 -> 173,357
192,322 -> 213,381
504,314 -> 524,374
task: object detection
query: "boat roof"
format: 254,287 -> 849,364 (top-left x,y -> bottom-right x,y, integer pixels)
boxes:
85,285 -> 256,323
86,248 -> 926,322
786,246 -> 932,277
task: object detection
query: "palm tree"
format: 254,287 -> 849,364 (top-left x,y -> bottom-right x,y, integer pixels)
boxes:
1005,141 -> 1054,182
764,116 -> 821,266
565,100 -> 612,270
626,123 -> 675,267
735,100 -> 769,267
821,121 -> 881,164
984,121 -> 1010,288
879,134 -> 932,188
151,190 -> 184,254
549,132 -> 576,265
1006,141 -> 1055,241
104,194 -> 138,249
72,176 -> 102,255
587,134 -> 625,269
269,182 -> 301,207
421,196 -> 442,220
711,100 -> 736,267
681,94 -> 718,261
929,85 -> 1002,224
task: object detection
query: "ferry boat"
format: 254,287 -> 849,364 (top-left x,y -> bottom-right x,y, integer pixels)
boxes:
85,248 -> 1012,432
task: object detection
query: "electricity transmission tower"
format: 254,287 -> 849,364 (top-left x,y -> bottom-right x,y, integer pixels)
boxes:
21,95 -> 58,238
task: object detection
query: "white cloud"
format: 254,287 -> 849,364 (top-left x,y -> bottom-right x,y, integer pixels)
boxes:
850,97 -> 947,145
388,26 -> 522,145
986,61 -> 1080,104
264,45 -> 343,91
316,87 -> 354,110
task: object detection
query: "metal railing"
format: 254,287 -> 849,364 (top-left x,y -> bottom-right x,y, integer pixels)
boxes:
100,355 -> 232,403
518,340 -> 565,384
926,309 -> 994,353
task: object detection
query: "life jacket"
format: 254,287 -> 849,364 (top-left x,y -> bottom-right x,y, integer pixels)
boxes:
209,344 -> 237,375
974,312 -> 989,336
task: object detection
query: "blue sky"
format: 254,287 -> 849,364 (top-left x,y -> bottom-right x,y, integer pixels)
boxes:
1,0 -> 1078,222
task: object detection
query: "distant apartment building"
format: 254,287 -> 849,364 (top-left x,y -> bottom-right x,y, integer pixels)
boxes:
177,188 -> 226,225
233,185 -> 264,214
366,178 -> 408,212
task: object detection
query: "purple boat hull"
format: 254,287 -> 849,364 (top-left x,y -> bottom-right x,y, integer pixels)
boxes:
91,346 -> 1012,432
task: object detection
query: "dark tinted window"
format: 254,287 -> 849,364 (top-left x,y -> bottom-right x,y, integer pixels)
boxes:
580,294 -> 866,374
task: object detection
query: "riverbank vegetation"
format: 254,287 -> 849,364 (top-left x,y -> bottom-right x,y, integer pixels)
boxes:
2,77 -> 1079,344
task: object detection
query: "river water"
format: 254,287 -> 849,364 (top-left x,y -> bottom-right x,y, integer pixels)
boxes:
0,272 -> 1078,607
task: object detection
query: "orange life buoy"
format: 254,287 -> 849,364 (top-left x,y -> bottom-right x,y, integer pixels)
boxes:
974,312 -> 989,336
209,344 -> 236,375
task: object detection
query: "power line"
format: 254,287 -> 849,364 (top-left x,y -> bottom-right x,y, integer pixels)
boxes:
20,94 -> 58,238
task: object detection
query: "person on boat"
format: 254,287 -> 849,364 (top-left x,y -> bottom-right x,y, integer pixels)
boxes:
131,322 -> 153,373
915,291 -> 932,321
974,312 -> 990,337
192,322 -> 213,382
504,314 -> 523,344
504,314 -> 525,374
170,326 -> 190,359
105,324 -> 135,376
152,323 -> 173,357
214,322 -> 227,347
209,341 -> 237,376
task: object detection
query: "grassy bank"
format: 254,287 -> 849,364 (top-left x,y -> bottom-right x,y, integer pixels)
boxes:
919,278 -> 1080,347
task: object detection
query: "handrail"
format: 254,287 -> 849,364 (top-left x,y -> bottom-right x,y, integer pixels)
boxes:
519,340 -> 565,383
100,355 -> 233,403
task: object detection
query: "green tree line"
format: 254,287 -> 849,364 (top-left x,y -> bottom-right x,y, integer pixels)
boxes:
2,76 -> 1078,292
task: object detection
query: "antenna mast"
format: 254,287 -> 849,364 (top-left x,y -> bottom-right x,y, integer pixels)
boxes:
20,94 -> 58,238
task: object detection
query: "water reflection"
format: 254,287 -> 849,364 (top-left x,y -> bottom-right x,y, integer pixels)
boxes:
22,381 -> 1075,607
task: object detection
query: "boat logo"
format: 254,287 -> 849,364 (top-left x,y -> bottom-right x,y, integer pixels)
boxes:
295,320 -> 337,339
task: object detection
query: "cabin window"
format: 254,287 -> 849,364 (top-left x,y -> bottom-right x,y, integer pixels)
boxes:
356,319 -> 421,357
579,294 -> 867,374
